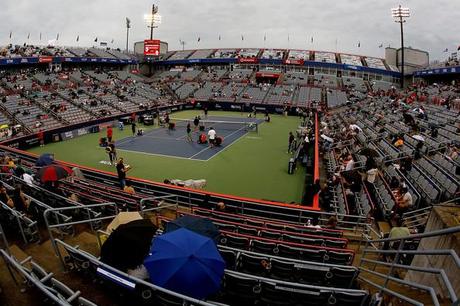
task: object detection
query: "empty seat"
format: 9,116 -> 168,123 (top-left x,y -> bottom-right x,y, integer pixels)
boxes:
268,259 -> 296,282
238,226 -> 259,236
219,249 -> 237,270
223,273 -> 260,305
328,267 -> 358,288
325,251 -> 353,265
251,240 -> 278,255
220,235 -> 249,249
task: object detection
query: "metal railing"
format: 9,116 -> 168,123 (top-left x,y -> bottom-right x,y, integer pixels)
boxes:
358,225 -> 460,305
0,200 -> 39,244
0,223 -> 9,253
401,206 -> 432,230
44,202 -> 119,256
0,249 -> 73,306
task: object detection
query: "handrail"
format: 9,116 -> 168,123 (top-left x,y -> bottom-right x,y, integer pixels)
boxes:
366,225 -> 460,243
0,223 -> 9,253
359,225 -> 460,305
44,202 -> 119,256
0,249 -> 73,306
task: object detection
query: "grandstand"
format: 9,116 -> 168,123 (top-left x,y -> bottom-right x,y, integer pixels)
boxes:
1,12 -> 460,306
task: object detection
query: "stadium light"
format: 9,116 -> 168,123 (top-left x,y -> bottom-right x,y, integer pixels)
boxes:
126,17 -> 131,53
392,5 -> 410,88
144,4 -> 162,40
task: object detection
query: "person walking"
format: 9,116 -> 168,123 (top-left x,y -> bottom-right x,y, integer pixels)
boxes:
131,121 -> 136,137
288,132 -> 295,153
107,126 -> 113,142
186,122 -> 193,142
116,158 -> 131,189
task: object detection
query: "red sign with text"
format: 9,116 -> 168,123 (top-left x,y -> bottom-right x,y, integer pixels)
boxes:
238,57 -> 258,64
144,39 -> 161,56
38,56 -> 53,63
284,59 -> 305,65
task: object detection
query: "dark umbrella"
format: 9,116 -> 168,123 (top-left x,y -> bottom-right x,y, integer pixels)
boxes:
144,228 -> 225,300
403,113 -> 415,125
164,215 -> 220,242
357,148 -> 379,158
101,219 -> 157,272
37,165 -> 73,183
35,153 -> 54,167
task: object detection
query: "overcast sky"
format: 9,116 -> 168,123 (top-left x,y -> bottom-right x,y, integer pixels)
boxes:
1,0 -> 458,61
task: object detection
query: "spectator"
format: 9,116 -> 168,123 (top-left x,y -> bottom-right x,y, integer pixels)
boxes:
0,182 -> 14,208
393,187 -> 413,218
12,184 -> 30,213
22,172 -> 35,186
124,181 -> 135,194
325,216 -> 338,229
116,158 -> 131,189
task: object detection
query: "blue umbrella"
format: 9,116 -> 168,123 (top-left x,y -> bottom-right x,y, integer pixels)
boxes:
144,228 -> 225,300
35,153 -> 54,167
164,215 -> 220,242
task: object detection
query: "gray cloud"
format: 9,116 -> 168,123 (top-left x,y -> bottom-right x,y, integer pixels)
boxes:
1,0 -> 458,61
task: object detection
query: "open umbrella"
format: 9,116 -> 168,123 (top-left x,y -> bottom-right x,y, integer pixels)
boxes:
412,135 -> 425,142
0,124 -> 8,129
106,211 -> 143,233
37,164 -> 72,183
164,215 -> 220,242
144,228 -> 225,300
357,148 -> 379,158
101,219 -> 157,272
35,153 -> 54,167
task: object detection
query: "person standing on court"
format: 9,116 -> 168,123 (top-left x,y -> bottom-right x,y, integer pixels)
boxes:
131,121 -> 136,137
288,132 -> 295,153
203,107 -> 208,119
107,126 -> 113,142
193,116 -> 200,132
208,127 -> 216,147
116,157 -> 131,189
186,122 -> 193,142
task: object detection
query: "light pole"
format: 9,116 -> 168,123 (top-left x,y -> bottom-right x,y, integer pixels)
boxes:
144,4 -> 162,76
392,5 -> 410,88
179,39 -> 186,51
126,17 -> 131,53
144,4 -> 162,40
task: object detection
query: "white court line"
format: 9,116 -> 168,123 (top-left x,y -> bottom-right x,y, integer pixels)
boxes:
115,148 -> 207,162
190,125 -> 247,160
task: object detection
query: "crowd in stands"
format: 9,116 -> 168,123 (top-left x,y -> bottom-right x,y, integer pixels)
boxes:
319,80 -> 460,224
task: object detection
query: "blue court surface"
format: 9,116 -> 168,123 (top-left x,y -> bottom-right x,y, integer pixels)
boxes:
115,116 -> 263,161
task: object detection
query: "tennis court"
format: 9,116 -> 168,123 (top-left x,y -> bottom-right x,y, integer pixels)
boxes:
115,116 -> 263,161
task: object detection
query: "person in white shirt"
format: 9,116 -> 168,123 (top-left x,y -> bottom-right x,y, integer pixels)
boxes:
208,127 -> 216,147
22,173 -> 35,186
366,168 -> 378,184
345,157 -> 355,171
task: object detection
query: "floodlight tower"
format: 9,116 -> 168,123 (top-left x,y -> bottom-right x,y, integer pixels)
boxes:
126,17 -> 131,53
144,4 -> 162,40
392,5 -> 410,88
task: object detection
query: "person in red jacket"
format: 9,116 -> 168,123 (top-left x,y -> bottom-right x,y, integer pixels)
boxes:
107,126 -> 113,142
37,129 -> 44,147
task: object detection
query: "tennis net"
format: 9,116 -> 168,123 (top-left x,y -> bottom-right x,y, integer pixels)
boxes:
169,118 -> 259,133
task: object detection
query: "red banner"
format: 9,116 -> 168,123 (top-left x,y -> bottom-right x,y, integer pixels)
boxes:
238,57 -> 258,64
283,59 -> 304,65
38,56 -> 53,63
144,39 -> 161,56
256,72 -> 281,78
